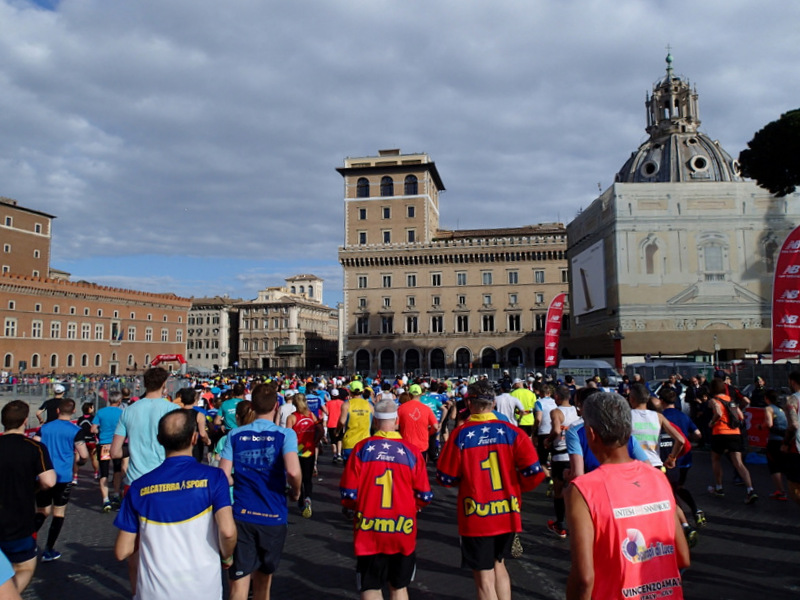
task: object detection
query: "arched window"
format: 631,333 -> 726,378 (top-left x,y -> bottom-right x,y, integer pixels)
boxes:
31,354 -> 40,369
357,178 -> 370,198
355,349 -> 370,372
404,175 -> 418,195
455,348 -> 471,368
81,354 -> 89,367
507,347 -> 523,367
645,241 -> 658,275
430,348 -> 445,370
95,354 -> 102,367
405,349 -> 420,371
381,176 -> 394,197
50,354 -> 58,368
380,349 -> 395,372
308,285 -> 314,298
67,354 -> 74,367
481,348 -> 497,368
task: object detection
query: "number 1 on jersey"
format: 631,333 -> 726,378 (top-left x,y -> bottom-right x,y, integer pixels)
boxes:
480,451 -> 502,491
375,469 -> 394,509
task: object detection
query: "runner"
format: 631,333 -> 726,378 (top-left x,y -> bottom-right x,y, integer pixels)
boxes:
339,381 -> 375,462
763,389 -> 788,500
0,401 -> 55,592
707,377 -> 758,504
220,383 -> 302,600
340,399 -> 432,600
545,385 -> 579,538
286,394 -> 322,518
91,392 -> 125,512
566,392 -> 689,600
113,409 -> 237,600
437,380 -> 546,600
35,383 -> 65,425
326,388 -> 345,464
510,379 -> 536,438
35,398 -> 90,562
398,387 -> 438,463
74,403 -> 99,483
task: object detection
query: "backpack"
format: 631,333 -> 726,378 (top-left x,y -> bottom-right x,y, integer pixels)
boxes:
717,396 -> 743,430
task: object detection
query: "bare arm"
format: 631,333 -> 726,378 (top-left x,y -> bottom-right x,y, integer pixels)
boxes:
38,468 -> 56,490
286,413 -> 297,430
548,409 -> 565,446
219,458 -> 234,487
114,530 -> 137,561
284,451 -> 302,502
337,402 -> 350,433
565,485 -> 594,600
674,507 -> 691,569
196,412 -> 210,445
74,441 -> 89,464
110,434 -> 125,460
214,506 -> 237,563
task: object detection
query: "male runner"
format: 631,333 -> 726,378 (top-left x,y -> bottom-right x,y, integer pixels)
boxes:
340,399 -> 432,600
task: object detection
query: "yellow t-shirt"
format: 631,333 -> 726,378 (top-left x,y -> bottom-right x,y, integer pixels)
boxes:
511,388 -> 537,426
342,396 -> 373,451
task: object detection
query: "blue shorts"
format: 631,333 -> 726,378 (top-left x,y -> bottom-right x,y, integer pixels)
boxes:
0,536 -> 37,564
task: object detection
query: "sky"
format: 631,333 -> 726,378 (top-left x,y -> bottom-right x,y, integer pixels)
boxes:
2,0 -> 799,307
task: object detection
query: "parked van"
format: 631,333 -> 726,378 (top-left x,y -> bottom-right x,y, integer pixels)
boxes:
555,359 -> 621,387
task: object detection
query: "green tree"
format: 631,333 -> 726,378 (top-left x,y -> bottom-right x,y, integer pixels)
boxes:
739,109 -> 800,197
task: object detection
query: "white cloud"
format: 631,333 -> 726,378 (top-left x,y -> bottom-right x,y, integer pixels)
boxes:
1,0 -> 798,301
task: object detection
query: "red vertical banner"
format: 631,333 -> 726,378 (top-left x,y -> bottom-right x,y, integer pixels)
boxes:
772,226 -> 800,360
544,293 -> 566,368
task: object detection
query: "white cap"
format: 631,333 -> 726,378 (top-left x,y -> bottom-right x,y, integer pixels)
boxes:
53,384 -> 66,394
285,389 -> 297,398
331,389 -> 339,397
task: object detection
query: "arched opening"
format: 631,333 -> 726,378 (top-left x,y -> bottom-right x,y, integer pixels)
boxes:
405,349 -> 420,372
355,349 -> 371,373
645,241 -> 658,275
404,175 -> 418,195
455,347 -> 471,369
380,349 -> 395,373
507,347 -> 523,367
430,348 -> 445,370
481,348 -> 497,368
381,176 -> 394,197
357,177 -> 370,198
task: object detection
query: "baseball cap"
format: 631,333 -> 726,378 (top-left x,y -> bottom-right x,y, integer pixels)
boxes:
513,378 -> 523,385
284,389 -> 297,398
331,389 -> 339,397
53,384 -> 65,394
349,380 -> 364,392
408,384 -> 422,396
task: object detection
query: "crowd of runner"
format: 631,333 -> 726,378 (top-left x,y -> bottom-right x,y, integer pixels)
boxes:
0,366 -> 798,599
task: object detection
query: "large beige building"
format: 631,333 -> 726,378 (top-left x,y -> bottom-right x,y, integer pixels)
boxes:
338,149 -> 569,374
567,55 -> 799,361
187,296 -> 241,372
237,275 -> 339,371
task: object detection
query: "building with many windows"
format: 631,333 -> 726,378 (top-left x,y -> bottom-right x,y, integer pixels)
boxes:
567,55 -> 800,361
0,272 -> 191,375
338,149 -> 569,374
236,275 -> 339,371
187,296 -> 241,372
0,197 -> 55,279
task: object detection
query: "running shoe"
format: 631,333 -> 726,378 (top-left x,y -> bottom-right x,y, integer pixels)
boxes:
682,524 -> 698,548
694,510 -> 707,527
94,471 -> 100,480
546,520 -> 567,539
769,490 -> 787,501
102,501 -> 112,513
510,534 -> 523,558
41,549 -> 61,562
110,496 -> 121,510
745,490 -> 758,504
301,498 -> 312,519
71,477 -> 78,485
707,486 -> 725,498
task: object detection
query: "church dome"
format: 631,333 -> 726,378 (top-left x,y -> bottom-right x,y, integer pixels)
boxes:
615,54 -> 743,184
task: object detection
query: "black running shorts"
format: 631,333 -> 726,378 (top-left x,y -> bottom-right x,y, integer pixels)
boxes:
460,532 -> 514,571
356,552 -> 416,592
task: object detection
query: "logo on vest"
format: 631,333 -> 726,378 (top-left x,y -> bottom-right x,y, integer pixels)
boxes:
621,528 -> 675,564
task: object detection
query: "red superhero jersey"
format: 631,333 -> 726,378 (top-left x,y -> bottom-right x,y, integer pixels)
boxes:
437,412 -> 545,536
340,431 -> 433,556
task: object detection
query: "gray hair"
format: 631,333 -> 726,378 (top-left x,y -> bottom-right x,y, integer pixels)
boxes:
108,391 -> 123,405
374,399 -> 398,420
582,392 -> 631,448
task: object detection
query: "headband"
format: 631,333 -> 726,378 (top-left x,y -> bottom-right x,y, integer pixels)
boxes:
375,410 -> 398,419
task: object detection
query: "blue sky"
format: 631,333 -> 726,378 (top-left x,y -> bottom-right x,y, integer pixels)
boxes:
2,0 -> 799,308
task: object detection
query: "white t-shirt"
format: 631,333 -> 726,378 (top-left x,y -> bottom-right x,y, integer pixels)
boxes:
278,403 -> 296,428
494,393 -> 524,423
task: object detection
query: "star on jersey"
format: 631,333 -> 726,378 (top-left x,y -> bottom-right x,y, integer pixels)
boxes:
467,431 -> 476,438
481,426 -> 491,433
382,442 -> 391,449
366,444 -> 376,452
397,447 -> 406,455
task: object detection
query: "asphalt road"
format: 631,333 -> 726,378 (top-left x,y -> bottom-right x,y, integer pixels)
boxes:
16,446 -> 800,600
